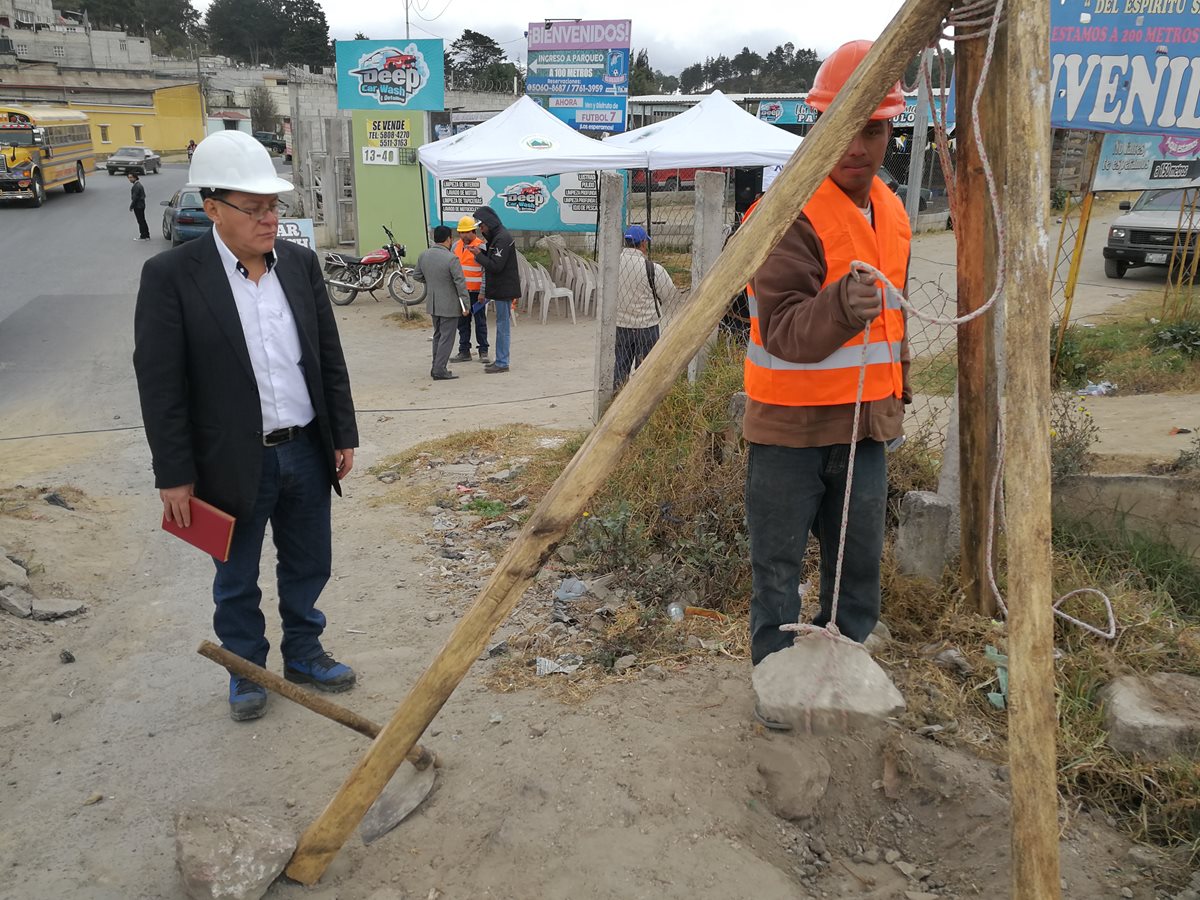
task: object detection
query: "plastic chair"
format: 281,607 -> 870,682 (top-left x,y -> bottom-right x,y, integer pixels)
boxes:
535,264 -> 575,324
568,254 -> 597,317
515,252 -> 537,314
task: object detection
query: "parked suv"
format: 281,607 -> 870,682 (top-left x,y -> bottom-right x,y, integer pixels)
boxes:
1103,188 -> 1199,279
253,131 -> 286,154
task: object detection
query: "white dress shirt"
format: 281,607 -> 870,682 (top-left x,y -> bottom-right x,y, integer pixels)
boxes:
212,227 -> 315,433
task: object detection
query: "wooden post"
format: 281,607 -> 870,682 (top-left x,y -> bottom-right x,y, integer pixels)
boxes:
1005,0 -> 1062,896
284,0 -> 956,882
954,20 -> 1003,617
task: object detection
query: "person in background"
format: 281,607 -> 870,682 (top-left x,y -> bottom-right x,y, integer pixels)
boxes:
413,224 -> 470,381
470,206 -> 520,374
133,130 -> 359,722
742,40 -> 912,728
187,139 -> 197,161
614,224 -> 682,388
129,173 -> 150,241
451,216 -> 488,364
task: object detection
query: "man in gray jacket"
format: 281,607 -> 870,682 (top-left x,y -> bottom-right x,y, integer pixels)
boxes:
413,224 -> 470,381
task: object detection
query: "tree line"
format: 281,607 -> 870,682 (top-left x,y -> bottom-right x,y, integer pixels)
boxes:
76,0 -> 332,66
634,43 -> 954,96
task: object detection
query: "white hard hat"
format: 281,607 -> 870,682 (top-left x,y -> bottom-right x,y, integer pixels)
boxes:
186,130 -> 293,194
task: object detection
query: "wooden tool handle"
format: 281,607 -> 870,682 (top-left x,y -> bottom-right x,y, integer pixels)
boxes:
197,641 -> 435,771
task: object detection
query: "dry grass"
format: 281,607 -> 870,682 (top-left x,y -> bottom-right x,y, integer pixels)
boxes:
879,527 -> 1200,859
1057,289 -> 1200,394
384,310 -> 431,329
371,424 -> 585,512
372,346 -> 1200,857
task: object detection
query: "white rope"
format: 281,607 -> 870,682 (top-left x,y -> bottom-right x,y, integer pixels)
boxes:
785,0 -> 1117,643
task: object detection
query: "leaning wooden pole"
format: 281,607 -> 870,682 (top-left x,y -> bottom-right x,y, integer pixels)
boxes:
1004,0 -> 1062,896
955,21 -> 1001,617
285,0 -> 956,883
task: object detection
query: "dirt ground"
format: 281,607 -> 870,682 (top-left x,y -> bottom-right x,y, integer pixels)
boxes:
0,239 -> 1190,899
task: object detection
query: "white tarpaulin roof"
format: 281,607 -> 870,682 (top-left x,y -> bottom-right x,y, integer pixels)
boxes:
605,90 -> 802,168
418,95 -> 646,179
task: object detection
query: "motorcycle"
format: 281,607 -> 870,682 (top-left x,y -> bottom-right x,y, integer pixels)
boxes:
323,225 -> 426,307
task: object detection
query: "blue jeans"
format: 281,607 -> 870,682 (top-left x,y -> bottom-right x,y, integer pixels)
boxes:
492,298 -> 513,368
457,291 -> 488,354
212,428 -> 332,667
745,440 -> 887,665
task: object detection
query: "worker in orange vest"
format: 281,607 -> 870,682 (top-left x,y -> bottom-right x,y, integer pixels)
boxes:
743,40 -> 911,725
451,216 -> 489,364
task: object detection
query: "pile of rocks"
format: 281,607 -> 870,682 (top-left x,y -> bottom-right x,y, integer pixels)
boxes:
0,549 -> 84,621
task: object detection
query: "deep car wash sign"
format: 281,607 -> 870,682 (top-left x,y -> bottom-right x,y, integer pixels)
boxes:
427,172 -> 601,232
336,40 -> 445,111
1050,0 -> 1200,136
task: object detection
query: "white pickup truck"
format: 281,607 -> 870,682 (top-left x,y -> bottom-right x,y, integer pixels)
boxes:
1103,188 -> 1199,279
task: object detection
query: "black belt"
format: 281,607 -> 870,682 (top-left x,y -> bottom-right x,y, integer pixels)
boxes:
262,424 -> 308,447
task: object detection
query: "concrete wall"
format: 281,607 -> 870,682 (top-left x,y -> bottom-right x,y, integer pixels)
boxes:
0,27 -> 150,69
351,109 -> 427,257
89,31 -> 151,69
206,115 -> 251,136
1054,474 -> 1200,560
152,83 -> 206,149
0,0 -> 55,25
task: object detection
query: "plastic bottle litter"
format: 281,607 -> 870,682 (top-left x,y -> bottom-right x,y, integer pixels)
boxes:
1077,380 -> 1116,396
667,602 -> 686,622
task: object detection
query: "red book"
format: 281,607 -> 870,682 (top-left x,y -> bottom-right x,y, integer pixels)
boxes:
162,497 -> 236,562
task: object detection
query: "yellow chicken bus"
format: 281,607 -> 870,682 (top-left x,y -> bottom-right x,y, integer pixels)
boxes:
0,105 -> 95,207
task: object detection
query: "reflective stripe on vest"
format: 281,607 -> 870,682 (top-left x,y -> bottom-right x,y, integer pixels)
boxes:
743,175 -> 909,408
453,238 -> 483,291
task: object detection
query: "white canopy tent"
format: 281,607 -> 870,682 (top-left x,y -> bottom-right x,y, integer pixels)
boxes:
605,90 -> 802,168
417,95 -> 646,179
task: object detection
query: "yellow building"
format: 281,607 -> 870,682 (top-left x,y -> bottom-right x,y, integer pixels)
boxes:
69,83 -> 205,153
0,65 -> 206,153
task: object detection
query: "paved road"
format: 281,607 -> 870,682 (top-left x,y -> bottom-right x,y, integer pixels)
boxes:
0,163 -> 190,440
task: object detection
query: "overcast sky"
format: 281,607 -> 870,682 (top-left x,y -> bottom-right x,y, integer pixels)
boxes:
193,0 -> 911,76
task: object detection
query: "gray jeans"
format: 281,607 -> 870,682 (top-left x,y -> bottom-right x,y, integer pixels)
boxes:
431,315 -> 458,376
745,440 -> 887,665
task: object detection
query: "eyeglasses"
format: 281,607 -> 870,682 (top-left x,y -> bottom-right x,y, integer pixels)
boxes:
213,197 -> 287,222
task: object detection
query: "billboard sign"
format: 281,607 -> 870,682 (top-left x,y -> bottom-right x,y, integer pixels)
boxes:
1050,1 -> 1200,137
277,218 -> 317,250
1094,132 -> 1200,191
526,19 -> 630,134
756,94 -> 951,127
428,172 -> 605,232
336,39 -> 445,111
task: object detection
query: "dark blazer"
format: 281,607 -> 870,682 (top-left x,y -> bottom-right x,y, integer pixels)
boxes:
133,231 -> 358,521
130,181 -> 146,211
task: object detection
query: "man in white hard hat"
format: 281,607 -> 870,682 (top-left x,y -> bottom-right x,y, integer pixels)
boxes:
133,130 -> 360,722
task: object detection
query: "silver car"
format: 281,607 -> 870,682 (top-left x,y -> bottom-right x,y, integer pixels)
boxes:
1103,188 -> 1199,279
106,146 -> 161,176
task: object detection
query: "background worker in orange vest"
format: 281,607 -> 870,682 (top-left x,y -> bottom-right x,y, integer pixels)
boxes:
451,216 -> 489,364
743,40 -> 911,715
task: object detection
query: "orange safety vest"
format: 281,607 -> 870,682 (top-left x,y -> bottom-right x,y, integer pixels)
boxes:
744,175 -> 908,407
452,236 -> 484,292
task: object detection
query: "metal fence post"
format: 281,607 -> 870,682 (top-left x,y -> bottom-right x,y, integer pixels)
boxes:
688,170 -> 729,382
905,48 -> 933,229
592,171 -> 624,421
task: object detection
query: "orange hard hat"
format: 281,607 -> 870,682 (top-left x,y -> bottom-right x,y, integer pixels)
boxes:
806,40 -> 906,120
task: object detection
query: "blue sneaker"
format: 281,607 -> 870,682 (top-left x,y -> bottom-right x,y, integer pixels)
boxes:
284,651 -> 356,693
229,677 -> 267,721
